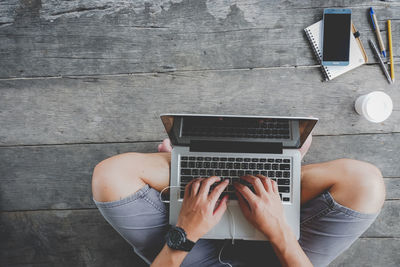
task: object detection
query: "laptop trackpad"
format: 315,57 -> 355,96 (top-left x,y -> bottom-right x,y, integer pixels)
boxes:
207,206 -> 255,238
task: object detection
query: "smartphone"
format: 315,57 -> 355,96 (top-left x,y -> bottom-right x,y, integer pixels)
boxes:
322,9 -> 352,66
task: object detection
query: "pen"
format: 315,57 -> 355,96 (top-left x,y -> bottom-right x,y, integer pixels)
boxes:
369,7 -> 386,57
387,20 -> 395,83
369,40 -> 392,84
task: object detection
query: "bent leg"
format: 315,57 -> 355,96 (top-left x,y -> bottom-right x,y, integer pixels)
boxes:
299,159 -> 385,266
92,152 -> 225,266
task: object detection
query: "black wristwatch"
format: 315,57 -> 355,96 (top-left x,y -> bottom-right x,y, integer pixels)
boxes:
165,226 -> 196,252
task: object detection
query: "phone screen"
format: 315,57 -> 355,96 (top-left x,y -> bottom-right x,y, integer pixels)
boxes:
323,13 -> 351,62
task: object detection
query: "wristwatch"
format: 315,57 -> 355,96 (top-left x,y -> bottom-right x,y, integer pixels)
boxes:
165,226 -> 196,252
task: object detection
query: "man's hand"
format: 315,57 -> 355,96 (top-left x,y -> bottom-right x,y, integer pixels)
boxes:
176,176 -> 229,242
234,175 -> 288,241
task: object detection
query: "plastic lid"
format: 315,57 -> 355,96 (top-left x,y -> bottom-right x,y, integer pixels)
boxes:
364,92 -> 393,123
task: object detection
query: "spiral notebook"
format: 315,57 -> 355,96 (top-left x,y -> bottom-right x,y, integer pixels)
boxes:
304,20 -> 368,80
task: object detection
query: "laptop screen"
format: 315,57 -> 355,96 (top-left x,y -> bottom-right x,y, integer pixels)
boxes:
160,114 -> 318,149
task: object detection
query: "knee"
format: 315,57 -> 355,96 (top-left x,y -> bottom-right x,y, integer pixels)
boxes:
92,153 -> 146,203
331,159 -> 385,214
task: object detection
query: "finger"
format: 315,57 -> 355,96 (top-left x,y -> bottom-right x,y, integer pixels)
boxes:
241,175 -> 265,196
236,190 -> 251,217
257,175 -> 271,193
271,179 -> 279,195
190,178 -> 202,196
234,182 -> 256,203
259,175 -> 273,194
208,179 -> 229,203
198,176 -> 221,197
184,178 -> 197,199
213,194 -> 228,221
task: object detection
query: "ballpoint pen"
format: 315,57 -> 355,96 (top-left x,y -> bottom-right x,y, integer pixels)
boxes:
369,39 -> 392,84
369,7 -> 386,57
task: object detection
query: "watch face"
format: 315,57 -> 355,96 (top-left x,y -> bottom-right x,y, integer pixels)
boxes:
167,228 -> 184,248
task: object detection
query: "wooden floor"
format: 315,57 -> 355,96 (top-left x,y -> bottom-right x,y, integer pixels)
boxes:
1,0 -> 399,266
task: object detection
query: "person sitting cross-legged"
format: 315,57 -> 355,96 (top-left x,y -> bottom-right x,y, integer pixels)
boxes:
92,137 -> 385,267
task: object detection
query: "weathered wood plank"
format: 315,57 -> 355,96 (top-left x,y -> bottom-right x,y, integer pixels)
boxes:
0,67 -> 399,146
330,238 -> 400,267
0,209 -> 398,266
362,200 -> 400,238
0,0 -> 399,77
0,209 -> 147,267
1,135 -> 399,211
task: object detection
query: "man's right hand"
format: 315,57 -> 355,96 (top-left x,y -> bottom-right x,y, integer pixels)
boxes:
234,175 -> 289,241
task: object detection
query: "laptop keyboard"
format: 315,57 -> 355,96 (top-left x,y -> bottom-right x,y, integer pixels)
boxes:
179,156 -> 292,202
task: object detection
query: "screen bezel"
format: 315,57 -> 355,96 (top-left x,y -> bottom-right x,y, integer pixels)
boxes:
160,114 -> 318,149
322,8 -> 352,66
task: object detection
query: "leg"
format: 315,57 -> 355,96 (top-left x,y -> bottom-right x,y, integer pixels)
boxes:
92,144 -> 225,266
299,159 -> 385,266
301,158 -> 385,213
92,152 -> 171,203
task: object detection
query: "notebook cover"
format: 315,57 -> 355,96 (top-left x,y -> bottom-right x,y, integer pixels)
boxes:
304,20 -> 367,80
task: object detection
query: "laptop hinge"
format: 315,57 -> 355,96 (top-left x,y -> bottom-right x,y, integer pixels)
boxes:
190,140 -> 283,154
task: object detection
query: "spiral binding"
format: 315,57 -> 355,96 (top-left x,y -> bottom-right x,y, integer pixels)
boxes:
304,28 -> 332,81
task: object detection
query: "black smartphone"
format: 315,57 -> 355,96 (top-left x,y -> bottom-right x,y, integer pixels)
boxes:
322,9 -> 352,66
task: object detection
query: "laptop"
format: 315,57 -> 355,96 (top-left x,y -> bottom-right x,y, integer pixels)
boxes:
161,114 -> 318,240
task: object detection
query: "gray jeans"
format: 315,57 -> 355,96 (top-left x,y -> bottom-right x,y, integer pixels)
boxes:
94,185 -> 378,267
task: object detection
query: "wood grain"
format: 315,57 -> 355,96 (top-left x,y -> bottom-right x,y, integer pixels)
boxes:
0,66 -> 399,146
0,209 -> 147,267
0,0 -> 399,78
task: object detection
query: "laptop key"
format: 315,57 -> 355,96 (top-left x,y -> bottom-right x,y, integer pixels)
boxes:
283,171 -> 290,178
234,163 -> 241,169
252,171 -> 260,175
278,186 -> 290,193
268,171 -> 275,177
226,163 -> 233,169
244,158 -> 251,162
181,169 -> 191,175
241,163 -> 248,169
222,170 -> 229,176
252,158 -> 259,162
272,164 -> 279,170
220,158 -> 227,161
230,170 -> 237,176
261,171 -> 268,176
264,163 -> 271,170
228,158 -> 235,161
181,156 -> 188,160
238,170 -> 245,176
219,162 -> 226,169
213,157 -> 220,161
260,158 -> 267,162
200,169 -> 206,176
283,197 -> 290,202
235,158 -> 243,162
181,162 -> 188,168
275,171 -> 282,178
189,156 -> 195,160
283,159 -> 291,163
267,159 -> 274,162
192,169 -> 199,176
249,163 -> 256,169
196,157 -> 204,161
211,162 -> 218,168
280,164 -> 291,170
214,170 -> 222,176
207,169 -> 214,176
275,159 -> 282,163
196,162 -> 202,168
257,163 -> 263,169
278,179 -> 290,185
181,176 -> 193,183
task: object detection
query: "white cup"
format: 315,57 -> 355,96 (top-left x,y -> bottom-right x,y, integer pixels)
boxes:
355,91 -> 393,123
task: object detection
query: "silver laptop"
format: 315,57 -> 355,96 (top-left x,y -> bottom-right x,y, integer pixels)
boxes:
161,114 -> 318,240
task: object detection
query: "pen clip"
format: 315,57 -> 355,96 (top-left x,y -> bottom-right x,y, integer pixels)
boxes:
369,8 -> 376,29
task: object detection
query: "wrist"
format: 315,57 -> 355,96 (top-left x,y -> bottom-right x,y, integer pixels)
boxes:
268,220 -> 294,246
175,223 -> 200,242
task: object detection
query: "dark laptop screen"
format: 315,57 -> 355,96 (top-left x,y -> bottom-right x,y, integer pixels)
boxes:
161,115 -> 317,148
